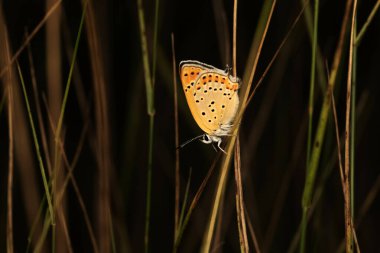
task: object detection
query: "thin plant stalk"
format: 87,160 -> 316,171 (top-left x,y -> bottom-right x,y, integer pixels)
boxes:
234,137 -> 249,253
300,0 -> 353,251
0,0 -> 62,78
232,0 -> 238,77
301,0 -> 319,251
173,169 -> 192,253
351,12 -> 357,228
355,0 -> 380,45
50,3 -> 86,251
305,0 -> 318,170
201,1 -> 276,252
152,0 -> 160,87
17,63 -> 55,226
5,38 -> 14,253
343,1 -> 357,251
137,0 -> 157,252
173,153 -> 221,250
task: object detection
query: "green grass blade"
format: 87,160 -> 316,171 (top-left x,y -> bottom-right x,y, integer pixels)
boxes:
301,1 -> 319,252
201,1 -> 276,252
355,0 -> 380,45
17,64 -> 55,225
300,0 -> 353,251
137,0 -> 157,252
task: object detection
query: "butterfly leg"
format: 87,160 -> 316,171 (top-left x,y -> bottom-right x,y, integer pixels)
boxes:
216,138 -> 227,154
200,134 -> 212,144
211,142 -> 218,152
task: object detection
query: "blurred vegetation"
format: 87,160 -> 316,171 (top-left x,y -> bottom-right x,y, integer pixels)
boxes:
0,0 -> 379,252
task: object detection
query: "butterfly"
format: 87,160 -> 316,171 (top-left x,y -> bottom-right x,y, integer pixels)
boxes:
179,60 -> 240,153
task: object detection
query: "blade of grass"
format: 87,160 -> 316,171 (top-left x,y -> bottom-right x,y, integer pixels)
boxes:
42,94 -> 99,253
152,0 -> 160,87
173,168 -> 192,253
137,0 -> 157,252
17,63 -> 55,226
301,0 -> 328,91
54,0 -> 86,169
300,0 -> 353,251
50,4 -> 86,250
246,2 -> 307,106
26,32 -> 53,176
5,38 -> 15,253
173,153 -> 221,250
26,197 -> 46,253
306,0 -> 319,171
234,136 -> 249,253
343,1 -> 357,251
84,1 -> 114,251
355,0 -> 380,45
201,1 -> 276,252
0,0 -> 62,78
300,0 -> 319,250
232,0 -> 238,77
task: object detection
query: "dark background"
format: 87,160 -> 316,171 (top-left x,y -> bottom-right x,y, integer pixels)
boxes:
1,0 -> 379,252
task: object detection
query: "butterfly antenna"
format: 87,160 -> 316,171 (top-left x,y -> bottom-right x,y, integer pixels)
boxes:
211,142 -> 218,153
177,134 -> 205,149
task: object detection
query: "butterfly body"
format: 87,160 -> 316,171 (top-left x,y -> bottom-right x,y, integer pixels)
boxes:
179,60 -> 240,152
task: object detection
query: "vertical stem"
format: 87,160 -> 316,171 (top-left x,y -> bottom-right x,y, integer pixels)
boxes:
145,116 -> 154,253
232,0 -> 238,77
137,0 -> 156,252
152,0 -> 160,87
5,40 -> 14,253
301,0 -> 318,252
300,0 -> 353,251
351,14 -> 357,224
344,0 -> 357,252
306,0 -> 318,168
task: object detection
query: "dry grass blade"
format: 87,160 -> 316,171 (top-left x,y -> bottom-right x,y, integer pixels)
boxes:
0,0 -> 62,78
343,0 -> 357,251
26,35 -> 52,176
355,0 -> 380,45
5,36 -> 15,253
331,93 -> 345,190
232,0 -> 238,77
201,1 -> 276,252
173,153 -> 221,250
300,0 -> 354,250
42,94 -> 98,253
246,1 -> 307,106
84,2 -> 113,252
234,137 -> 249,253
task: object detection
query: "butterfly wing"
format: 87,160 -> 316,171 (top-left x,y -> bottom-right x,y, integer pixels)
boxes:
180,61 -> 215,134
193,71 -> 239,135
180,61 -> 240,136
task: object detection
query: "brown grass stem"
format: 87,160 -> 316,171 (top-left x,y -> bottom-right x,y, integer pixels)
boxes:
201,1 -> 276,252
234,137 -> 249,253
5,37 -> 14,253
343,0 -> 357,251
0,0 -> 62,79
